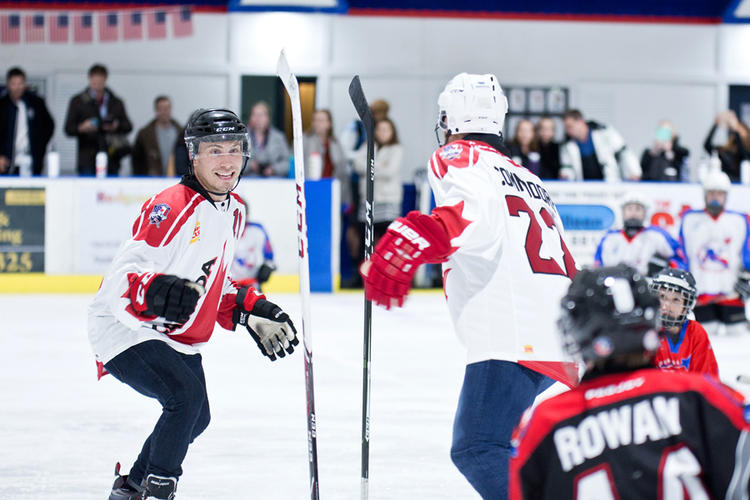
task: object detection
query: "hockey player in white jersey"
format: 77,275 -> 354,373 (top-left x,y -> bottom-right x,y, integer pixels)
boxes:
680,168 -> 750,335
230,195 -> 276,292
361,73 -> 578,499
89,109 -> 298,500
594,192 -> 686,276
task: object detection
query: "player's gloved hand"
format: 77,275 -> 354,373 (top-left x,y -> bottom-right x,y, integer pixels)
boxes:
233,287 -> 298,361
256,261 -> 276,284
129,273 -> 204,324
360,211 -> 452,310
646,255 -> 670,278
734,270 -> 750,299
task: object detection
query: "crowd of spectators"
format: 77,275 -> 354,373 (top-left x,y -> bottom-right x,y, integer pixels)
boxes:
3,64 -> 749,185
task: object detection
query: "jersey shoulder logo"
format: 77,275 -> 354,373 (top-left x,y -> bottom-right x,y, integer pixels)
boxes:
439,143 -> 463,161
149,203 -> 171,227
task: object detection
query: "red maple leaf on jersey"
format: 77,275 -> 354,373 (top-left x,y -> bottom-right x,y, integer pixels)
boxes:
433,201 -> 472,253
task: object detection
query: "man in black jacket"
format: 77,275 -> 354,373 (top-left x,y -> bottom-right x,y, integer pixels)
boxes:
0,67 -> 54,176
64,63 -> 132,176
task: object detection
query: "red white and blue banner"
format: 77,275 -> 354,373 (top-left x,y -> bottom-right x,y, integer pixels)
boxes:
0,6 -> 193,44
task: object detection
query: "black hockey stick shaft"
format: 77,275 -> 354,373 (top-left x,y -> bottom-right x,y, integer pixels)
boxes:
348,75 -> 375,500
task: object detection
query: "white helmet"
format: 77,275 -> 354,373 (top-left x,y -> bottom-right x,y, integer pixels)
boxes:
436,73 -> 508,144
702,168 -> 731,192
620,191 -> 650,214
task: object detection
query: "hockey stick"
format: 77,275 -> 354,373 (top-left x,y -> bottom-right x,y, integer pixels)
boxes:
348,75 -> 375,500
277,50 -> 320,500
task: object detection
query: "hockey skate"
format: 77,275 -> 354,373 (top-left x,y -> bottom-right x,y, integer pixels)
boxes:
141,473 -> 177,500
108,462 -> 143,500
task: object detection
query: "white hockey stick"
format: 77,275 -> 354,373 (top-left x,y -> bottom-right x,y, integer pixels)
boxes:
277,49 -> 320,500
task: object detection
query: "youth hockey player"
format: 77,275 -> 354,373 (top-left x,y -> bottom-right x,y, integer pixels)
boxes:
89,109 -> 298,500
650,268 -> 718,376
360,73 -> 579,499
679,168 -> 750,335
509,264 -> 750,500
594,192 -> 686,276
230,195 -> 276,292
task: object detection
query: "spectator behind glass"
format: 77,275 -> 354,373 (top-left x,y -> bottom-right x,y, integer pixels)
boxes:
703,110 -> 750,182
64,63 -> 133,176
560,109 -> 641,181
536,116 -> 561,179
0,67 -> 54,176
303,109 -> 351,206
246,101 -> 290,177
640,121 -> 689,182
132,96 -> 183,176
351,117 -> 403,277
508,119 -> 541,176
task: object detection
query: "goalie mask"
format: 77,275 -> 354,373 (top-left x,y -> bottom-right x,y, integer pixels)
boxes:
649,268 -> 697,330
558,264 -> 660,367
435,73 -> 508,146
184,108 -> 251,192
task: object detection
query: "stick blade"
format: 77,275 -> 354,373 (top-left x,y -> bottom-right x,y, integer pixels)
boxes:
276,49 -> 297,95
348,75 -> 374,136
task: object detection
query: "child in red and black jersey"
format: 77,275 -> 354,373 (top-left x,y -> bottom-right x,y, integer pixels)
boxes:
650,268 -> 719,376
509,265 -> 749,500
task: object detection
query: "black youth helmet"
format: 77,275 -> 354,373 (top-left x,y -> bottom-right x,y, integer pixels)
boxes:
649,268 -> 697,329
559,264 -> 660,367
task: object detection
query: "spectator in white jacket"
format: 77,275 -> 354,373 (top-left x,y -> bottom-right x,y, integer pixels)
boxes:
560,109 -> 641,181
351,117 -> 403,274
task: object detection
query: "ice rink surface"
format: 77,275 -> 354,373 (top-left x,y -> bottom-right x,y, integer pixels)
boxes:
2,292 -> 749,500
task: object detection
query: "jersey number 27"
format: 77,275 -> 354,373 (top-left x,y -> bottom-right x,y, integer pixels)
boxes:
506,195 -> 576,279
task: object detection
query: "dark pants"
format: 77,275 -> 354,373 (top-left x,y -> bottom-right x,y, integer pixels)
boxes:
105,340 -> 211,484
451,360 -> 554,500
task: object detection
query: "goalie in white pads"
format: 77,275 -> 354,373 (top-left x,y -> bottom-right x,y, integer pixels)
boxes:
594,192 -> 686,276
361,73 -> 578,499
89,109 -> 298,500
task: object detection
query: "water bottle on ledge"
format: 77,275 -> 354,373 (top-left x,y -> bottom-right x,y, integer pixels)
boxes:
95,151 -> 108,178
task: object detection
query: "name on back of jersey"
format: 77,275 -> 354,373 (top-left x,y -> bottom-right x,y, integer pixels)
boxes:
495,164 -> 556,214
553,395 -> 681,472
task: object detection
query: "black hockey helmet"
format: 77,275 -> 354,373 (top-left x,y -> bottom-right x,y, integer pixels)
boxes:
649,268 -> 697,329
184,108 -> 250,174
558,264 -> 661,367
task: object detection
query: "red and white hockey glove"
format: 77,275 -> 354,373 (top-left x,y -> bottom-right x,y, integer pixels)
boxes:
360,211 -> 452,309
128,273 -> 204,324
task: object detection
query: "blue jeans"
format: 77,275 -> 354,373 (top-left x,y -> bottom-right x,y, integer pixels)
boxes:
105,340 -> 211,483
450,360 -> 554,500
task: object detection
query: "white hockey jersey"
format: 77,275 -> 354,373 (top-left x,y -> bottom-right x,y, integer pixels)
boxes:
428,139 -> 578,387
679,208 -> 750,297
594,226 -> 686,275
231,222 -> 274,281
88,177 -> 245,365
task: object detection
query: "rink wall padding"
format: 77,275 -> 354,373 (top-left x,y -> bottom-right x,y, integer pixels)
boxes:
0,177 -> 339,294
5,179 -> 750,293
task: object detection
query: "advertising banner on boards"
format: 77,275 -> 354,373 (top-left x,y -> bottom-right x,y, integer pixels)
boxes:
0,187 -> 45,273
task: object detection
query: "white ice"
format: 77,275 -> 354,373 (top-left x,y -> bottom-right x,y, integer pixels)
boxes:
1,292 -> 749,500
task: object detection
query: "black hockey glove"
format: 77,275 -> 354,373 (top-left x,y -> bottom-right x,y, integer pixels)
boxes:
646,255 -> 670,278
256,261 -> 276,284
131,273 -> 203,324
735,270 -> 750,299
233,288 -> 298,361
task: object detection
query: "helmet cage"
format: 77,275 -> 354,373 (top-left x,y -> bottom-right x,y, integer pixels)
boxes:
649,274 -> 697,329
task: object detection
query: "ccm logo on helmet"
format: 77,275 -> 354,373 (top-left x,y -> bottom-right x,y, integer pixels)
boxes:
215,126 -> 235,132
389,220 -> 431,251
